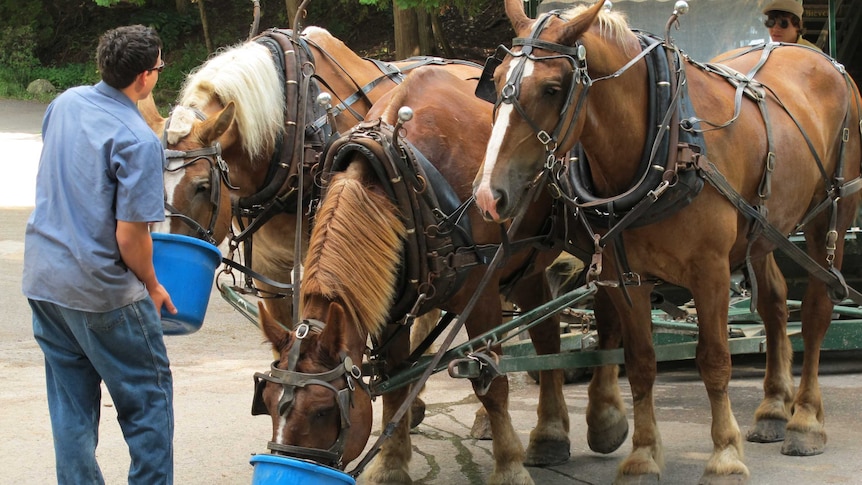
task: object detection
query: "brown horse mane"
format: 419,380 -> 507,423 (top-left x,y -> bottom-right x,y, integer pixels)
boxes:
301,166 -> 406,337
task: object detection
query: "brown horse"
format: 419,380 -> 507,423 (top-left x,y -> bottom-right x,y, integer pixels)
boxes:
255,65 -> 570,484
146,26 -> 480,329
473,1 -> 862,483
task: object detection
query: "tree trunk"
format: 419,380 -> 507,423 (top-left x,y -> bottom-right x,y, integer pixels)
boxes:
416,9 -> 434,55
394,4 -> 437,59
196,0 -> 213,54
176,0 -> 187,14
393,2 -> 420,60
285,0 -> 301,30
431,12 -> 453,58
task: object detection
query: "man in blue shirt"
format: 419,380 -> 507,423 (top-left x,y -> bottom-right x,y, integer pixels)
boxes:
23,25 -> 177,484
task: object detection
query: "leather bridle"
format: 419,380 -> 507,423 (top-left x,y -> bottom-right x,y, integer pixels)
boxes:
163,144 -> 237,246
251,319 -> 366,469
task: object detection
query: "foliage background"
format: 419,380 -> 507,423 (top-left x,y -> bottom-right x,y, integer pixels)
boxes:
0,0 -> 512,106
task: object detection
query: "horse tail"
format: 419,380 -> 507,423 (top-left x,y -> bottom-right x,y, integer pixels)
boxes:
302,167 -> 406,336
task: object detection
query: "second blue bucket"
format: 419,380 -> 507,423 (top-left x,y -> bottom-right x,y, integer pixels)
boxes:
151,232 -> 222,335
249,454 -> 355,485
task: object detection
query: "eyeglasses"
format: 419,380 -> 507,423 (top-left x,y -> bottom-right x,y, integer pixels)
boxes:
764,18 -> 791,29
146,60 -> 166,73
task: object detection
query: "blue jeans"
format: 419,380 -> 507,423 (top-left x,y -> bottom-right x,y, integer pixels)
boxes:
30,298 -> 174,485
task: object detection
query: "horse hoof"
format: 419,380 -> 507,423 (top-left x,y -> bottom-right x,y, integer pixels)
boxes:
470,410 -> 492,440
745,418 -> 786,443
410,397 -> 426,429
698,473 -> 748,485
588,410 -> 629,454
781,428 -> 826,456
614,472 -> 660,485
524,438 -> 571,467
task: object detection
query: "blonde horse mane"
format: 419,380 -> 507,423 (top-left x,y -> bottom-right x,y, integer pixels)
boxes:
177,41 -> 284,164
560,4 -> 633,52
302,168 -> 406,336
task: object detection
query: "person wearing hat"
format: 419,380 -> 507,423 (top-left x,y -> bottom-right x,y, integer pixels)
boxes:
762,0 -> 820,50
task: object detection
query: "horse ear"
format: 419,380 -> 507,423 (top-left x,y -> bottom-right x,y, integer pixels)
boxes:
259,302 -> 290,354
319,302 -> 365,354
504,0 -> 533,35
199,101 -> 236,145
560,0 -> 606,46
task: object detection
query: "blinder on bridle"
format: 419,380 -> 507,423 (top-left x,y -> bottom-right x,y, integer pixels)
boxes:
251,319 -> 365,469
474,11 -> 591,156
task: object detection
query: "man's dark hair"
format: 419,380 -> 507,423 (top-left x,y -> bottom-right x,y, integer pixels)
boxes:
96,25 -> 162,90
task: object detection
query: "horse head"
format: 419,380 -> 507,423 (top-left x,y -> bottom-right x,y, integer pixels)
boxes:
253,163 -> 405,468
473,0 -> 644,222
255,301 -> 373,468
149,102 -> 236,243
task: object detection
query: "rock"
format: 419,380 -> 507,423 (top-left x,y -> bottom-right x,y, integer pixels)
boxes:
27,79 -> 55,95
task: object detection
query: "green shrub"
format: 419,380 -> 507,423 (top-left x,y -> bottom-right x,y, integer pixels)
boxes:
0,26 -> 40,87
153,42 -> 210,107
31,63 -> 100,91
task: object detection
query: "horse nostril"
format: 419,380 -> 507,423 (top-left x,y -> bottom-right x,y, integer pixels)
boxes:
495,190 -> 508,213
475,185 -> 506,222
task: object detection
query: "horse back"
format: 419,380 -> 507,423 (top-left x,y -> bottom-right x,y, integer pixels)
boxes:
366,66 -> 490,202
690,45 -> 861,225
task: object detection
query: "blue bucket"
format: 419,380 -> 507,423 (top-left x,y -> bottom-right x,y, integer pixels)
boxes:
151,233 -> 222,335
249,454 -> 355,485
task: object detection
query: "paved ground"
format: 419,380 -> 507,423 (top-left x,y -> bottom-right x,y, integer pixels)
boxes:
2,99 -> 862,484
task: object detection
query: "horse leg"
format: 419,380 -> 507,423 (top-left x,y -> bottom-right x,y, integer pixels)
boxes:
586,287 -> 629,454
362,386 -> 414,485
609,284 -> 664,485
780,224 -> 850,456
408,309 -> 442,429
689,263 -> 749,483
746,254 -> 795,443
514,272 -> 570,466
469,297 -> 517,440
467,292 -> 533,485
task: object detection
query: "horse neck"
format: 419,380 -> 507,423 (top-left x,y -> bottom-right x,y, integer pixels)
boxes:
578,31 -> 650,194
302,295 -> 369,364
137,94 -> 165,134
220,137 -> 273,198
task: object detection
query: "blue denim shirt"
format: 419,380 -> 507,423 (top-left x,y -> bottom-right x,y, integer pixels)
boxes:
23,81 -> 166,312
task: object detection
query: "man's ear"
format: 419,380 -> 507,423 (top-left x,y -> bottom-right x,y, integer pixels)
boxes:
130,71 -> 152,99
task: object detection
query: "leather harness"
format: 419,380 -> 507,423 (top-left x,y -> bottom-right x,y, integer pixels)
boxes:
478,10 -> 862,306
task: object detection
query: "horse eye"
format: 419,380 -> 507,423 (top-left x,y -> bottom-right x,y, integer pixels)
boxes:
544,85 -> 560,97
314,406 -> 335,419
195,182 -> 210,194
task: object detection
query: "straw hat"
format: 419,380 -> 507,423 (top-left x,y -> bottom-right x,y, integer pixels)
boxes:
762,0 -> 804,18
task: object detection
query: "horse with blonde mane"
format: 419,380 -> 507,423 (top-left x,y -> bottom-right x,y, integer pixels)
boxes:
145,26 -> 480,330
254,65 -> 573,485
473,1 -> 862,483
